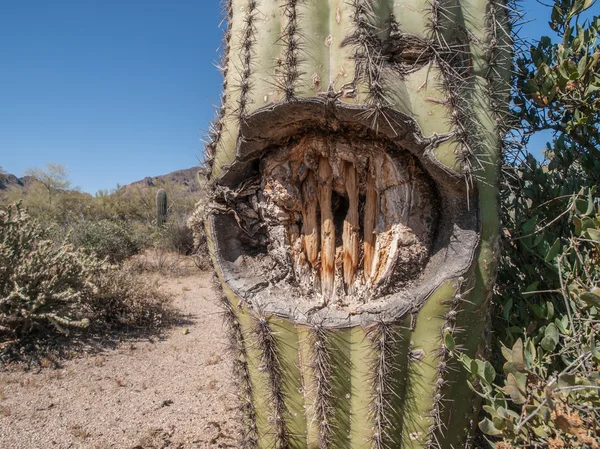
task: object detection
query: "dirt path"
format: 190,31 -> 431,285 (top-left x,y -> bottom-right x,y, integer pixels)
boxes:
0,273 -> 240,449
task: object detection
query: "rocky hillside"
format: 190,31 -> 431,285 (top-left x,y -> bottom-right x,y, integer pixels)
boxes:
0,173 -> 34,191
0,167 -> 205,195
121,167 -> 203,194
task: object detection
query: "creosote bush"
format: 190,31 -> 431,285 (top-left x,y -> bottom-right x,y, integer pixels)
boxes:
68,219 -> 143,264
0,203 -> 171,347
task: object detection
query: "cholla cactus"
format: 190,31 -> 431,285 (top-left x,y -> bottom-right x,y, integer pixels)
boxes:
201,0 -> 513,447
0,203 -> 99,335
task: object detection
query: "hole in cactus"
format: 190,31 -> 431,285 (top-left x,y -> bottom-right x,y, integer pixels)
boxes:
212,130 -> 440,307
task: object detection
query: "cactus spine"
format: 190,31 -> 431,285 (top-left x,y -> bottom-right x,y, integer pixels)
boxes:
201,0 -> 514,447
156,188 -> 167,228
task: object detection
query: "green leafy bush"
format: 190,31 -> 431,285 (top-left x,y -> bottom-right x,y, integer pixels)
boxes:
68,219 -> 142,264
453,176 -> 600,447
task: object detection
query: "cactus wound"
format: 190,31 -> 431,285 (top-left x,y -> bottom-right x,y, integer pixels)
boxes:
212,130 -> 439,311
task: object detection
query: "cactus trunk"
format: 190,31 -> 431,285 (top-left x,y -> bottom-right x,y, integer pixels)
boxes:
201,0 -> 512,447
156,188 -> 167,227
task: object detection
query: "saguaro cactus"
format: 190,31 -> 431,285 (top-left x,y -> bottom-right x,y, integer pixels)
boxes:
201,0 -> 512,447
156,188 -> 167,227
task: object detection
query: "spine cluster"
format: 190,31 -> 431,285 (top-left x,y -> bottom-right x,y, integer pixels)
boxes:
204,0 -> 233,176
281,0 -> 301,101
367,321 -> 401,449
219,294 -> 259,448
351,0 -> 389,127
237,0 -> 258,122
254,316 -> 289,448
309,325 -> 334,448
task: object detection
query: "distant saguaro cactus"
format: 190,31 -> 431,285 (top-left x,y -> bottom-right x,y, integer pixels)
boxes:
199,0 -> 513,447
156,188 -> 167,227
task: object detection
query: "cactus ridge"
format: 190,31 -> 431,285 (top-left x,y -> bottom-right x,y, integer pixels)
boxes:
281,0 -> 302,102
236,0 -> 258,123
308,324 -> 334,448
219,294 -> 259,448
254,316 -> 290,448
203,0 -> 233,174
350,0 -> 393,131
425,282 -> 467,449
366,321 -> 403,449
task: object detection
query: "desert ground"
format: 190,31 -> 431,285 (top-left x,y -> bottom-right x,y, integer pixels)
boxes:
0,271 -> 240,449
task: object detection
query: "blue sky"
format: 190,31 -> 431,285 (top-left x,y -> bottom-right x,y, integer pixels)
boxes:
0,1 -> 570,194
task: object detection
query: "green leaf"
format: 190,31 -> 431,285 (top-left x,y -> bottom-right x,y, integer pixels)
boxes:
501,345 -> 513,363
540,323 -> 559,351
555,316 -> 568,334
479,418 -> 503,436
586,228 -> 600,242
525,339 -> 536,368
546,301 -> 554,320
580,292 -> 600,308
545,238 -> 561,262
483,405 -> 499,418
484,361 -> 496,384
524,281 -> 539,293
522,217 -> 537,235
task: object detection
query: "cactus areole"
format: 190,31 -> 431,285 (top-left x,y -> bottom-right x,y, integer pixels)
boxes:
202,0 -> 511,447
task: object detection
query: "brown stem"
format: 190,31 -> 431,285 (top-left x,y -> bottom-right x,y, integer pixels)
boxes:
343,162 -> 359,289
301,171 -> 319,266
363,163 -> 378,280
318,157 -> 335,298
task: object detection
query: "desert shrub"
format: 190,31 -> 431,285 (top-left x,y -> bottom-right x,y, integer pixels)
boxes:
0,203 -> 103,336
154,217 -> 195,256
68,219 -> 142,264
451,181 -> 600,447
0,203 -> 171,344
86,264 -> 171,328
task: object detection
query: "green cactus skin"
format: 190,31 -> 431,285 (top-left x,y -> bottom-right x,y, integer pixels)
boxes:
202,0 -> 513,447
156,188 -> 167,228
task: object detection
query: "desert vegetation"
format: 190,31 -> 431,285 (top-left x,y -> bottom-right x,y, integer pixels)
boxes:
0,163 -> 208,364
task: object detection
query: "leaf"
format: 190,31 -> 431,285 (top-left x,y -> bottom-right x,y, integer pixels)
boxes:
540,324 -> 559,351
544,238 -> 561,262
555,316 -> 568,334
580,291 -> 600,308
501,345 -> 513,363
521,217 -> 537,235
484,361 -> 496,384
504,373 -> 528,404
546,301 -> 554,320
525,339 -> 536,368
511,339 -> 525,370
479,418 -> 503,436
483,405 -> 498,418
471,359 -> 480,377
524,281 -> 539,293
586,228 -> 600,242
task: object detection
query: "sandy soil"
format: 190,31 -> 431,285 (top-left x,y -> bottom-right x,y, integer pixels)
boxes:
0,272 -> 240,449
